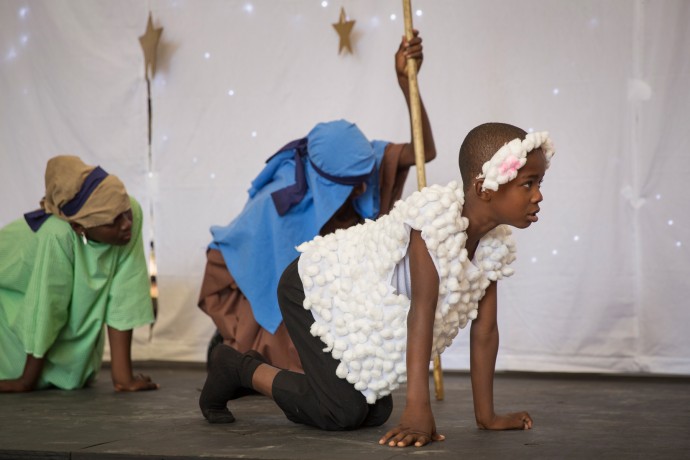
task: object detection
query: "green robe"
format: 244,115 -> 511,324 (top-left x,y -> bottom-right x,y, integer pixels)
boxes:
0,197 -> 153,390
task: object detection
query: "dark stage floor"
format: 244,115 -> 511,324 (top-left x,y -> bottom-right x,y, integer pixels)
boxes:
1,363 -> 689,460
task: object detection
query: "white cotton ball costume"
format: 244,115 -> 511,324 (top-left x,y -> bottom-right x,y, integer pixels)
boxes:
296,181 -> 516,404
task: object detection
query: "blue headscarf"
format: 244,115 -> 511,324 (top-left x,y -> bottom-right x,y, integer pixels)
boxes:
209,120 -> 389,333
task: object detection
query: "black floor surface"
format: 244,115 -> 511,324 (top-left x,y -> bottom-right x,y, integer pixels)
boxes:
1,363 -> 689,459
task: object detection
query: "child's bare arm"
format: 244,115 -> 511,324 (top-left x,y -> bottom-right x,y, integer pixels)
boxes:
107,326 -> 159,392
379,230 -> 445,447
470,281 -> 532,430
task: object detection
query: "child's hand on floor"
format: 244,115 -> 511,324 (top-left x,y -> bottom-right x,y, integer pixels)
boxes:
114,373 -> 160,392
378,405 -> 445,447
477,411 -> 533,430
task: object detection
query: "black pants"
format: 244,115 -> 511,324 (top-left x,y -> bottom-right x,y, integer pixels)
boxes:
273,257 -> 393,431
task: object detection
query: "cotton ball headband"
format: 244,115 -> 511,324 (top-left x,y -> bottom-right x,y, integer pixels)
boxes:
477,131 -> 555,192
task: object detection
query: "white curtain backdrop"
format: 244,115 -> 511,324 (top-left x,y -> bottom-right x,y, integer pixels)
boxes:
1,0 -> 688,374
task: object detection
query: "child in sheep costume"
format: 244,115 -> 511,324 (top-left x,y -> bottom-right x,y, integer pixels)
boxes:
199,122 -> 556,448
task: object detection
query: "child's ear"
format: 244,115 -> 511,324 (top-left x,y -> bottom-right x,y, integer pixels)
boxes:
473,179 -> 492,202
70,222 -> 85,235
351,182 -> 367,198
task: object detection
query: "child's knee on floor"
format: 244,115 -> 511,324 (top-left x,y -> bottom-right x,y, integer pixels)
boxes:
323,398 -> 375,431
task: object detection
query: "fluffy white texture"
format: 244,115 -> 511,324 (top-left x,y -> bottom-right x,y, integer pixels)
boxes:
297,182 -> 516,403
477,131 -> 556,192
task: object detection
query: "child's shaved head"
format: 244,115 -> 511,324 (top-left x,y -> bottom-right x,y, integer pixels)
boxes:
458,122 -> 527,191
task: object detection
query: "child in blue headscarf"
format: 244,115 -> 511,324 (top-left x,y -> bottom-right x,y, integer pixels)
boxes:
197,31 -> 435,372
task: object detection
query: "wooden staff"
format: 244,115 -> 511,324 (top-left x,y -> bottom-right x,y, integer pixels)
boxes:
402,0 -> 444,401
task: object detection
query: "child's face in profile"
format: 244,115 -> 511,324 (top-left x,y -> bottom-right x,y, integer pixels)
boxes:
490,149 -> 547,229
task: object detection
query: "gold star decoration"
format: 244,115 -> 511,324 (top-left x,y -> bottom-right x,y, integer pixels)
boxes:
332,7 -> 355,55
139,12 -> 163,79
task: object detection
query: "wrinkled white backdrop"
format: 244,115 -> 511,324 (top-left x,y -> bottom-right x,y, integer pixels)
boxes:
1,0 -> 688,374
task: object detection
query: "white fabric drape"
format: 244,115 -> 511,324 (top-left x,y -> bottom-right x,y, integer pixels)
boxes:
1,0 -> 688,373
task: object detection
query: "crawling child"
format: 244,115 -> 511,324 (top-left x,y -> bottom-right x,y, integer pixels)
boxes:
199,122 -> 555,447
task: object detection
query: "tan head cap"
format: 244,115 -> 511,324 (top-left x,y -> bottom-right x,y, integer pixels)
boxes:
41,155 -> 130,228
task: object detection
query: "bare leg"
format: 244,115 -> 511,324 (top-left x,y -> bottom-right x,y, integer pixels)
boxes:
252,364 -> 281,398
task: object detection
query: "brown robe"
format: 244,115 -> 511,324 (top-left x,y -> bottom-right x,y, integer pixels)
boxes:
198,143 -> 410,371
